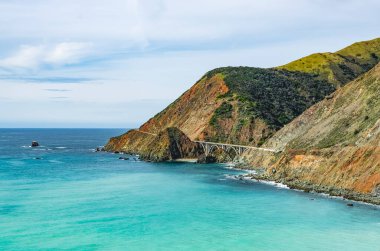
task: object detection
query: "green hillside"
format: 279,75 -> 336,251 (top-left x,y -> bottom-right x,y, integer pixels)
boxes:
278,38 -> 380,86
204,67 -> 334,130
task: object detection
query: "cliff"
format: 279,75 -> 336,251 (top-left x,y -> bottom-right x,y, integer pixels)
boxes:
106,127 -> 202,161
244,62 -> 380,204
106,37 -> 380,162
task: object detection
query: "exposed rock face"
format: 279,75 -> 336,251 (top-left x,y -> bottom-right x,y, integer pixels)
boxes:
139,74 -> 229,140
146,127 -> 202,161
373,185 -> 380,197
244,63 -> 380,204
105,127 -> 202,161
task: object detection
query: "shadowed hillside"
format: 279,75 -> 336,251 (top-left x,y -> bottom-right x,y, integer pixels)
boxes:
244,62 -> 380,204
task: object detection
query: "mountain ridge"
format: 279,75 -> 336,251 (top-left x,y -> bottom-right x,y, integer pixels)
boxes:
106,37 -> 380,157
278,37 -> 380,86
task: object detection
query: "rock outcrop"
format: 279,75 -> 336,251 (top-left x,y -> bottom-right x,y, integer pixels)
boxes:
31,141 -> 39,147
105,127 -> 202,161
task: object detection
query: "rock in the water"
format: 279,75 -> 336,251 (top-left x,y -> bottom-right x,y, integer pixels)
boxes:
197,155 -> 217,163
372,185 -> 380,197
95,147 -> 106,152
118,156 -> 129,160
31,141 -> 39,147
347,203 -> 354,207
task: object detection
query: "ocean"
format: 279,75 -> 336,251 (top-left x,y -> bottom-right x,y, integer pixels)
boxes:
0,129 -> 379,250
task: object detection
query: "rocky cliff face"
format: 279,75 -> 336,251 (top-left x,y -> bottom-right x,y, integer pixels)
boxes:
105,74 -> 229,160
105,127 -> 202,161
244,63 -> 380,204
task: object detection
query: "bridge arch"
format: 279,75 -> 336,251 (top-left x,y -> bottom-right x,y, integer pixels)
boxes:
195,140 -> 277,158
209,145 -> 221,154
225,146 -> 239,156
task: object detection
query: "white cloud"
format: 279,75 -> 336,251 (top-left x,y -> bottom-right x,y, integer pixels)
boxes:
44,42 -> 93,65
1,0 -> 379,46
0,0 -> 379,126
0,42 -> 92,70
0,45 -> 43,69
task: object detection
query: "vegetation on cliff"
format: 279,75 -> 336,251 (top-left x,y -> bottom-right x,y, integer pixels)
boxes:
205,67 -> 334,129
201,38 -> 380,145
278,37 -> 380,86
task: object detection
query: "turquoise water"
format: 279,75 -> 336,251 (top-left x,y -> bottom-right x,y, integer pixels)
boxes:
0,129 -> 379,250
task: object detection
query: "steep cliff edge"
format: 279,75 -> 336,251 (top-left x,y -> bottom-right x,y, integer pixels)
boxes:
106,37 -> 380,162
244,63 -> 380,204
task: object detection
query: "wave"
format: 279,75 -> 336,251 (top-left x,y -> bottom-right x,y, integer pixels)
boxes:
243,169 -> 257,175
223,174 -> 239,180
242,177 -> 290,189
48,160 -> 64,164
311,192 -> 380,209
222,174 -> 289,190
222,162 -> 236,169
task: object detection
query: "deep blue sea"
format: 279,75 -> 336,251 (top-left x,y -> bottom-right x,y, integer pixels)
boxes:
0,129 -> 379,250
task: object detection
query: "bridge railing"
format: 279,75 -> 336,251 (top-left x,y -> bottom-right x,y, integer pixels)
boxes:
193,140 -> 278,153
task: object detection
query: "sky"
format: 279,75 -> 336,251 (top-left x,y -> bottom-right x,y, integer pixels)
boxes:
0,0 -> 379,128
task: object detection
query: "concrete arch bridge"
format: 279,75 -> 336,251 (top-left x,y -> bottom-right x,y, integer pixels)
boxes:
194,141 -> 278,157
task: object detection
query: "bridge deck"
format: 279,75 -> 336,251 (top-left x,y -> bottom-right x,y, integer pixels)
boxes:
194,141 -> 278,153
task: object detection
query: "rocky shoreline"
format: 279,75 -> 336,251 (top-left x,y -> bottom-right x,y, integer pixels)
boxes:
102,146 -> 380,206
234,165 -> 380,206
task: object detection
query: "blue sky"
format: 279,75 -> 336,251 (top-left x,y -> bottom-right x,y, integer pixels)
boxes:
0,0 -> 379,128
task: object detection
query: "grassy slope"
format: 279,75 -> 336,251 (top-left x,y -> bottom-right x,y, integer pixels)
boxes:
278,37 -> 380,86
